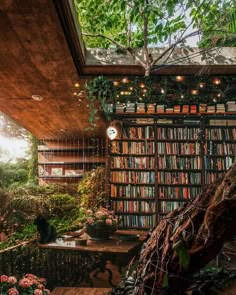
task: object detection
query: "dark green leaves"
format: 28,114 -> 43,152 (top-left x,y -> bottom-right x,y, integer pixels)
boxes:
173,239 -> 190,270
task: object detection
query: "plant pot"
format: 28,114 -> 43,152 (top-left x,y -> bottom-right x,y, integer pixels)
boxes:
85,224 -> 116,241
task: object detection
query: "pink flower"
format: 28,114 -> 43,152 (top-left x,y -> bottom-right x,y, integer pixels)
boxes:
38,278 -> 46,284
44,289 -> 51,294
0,274 -> 9,282
34,289 -> 43,295
95,210 -> 104,217
37,283 -> 45,289
25,274 -> 38,280
86,209 -> 92,215
19,278 -> 34,288
8,288 -> 19,295
87,218 -> 94,224
105,218 -> 112,225
8,276 -> 17,284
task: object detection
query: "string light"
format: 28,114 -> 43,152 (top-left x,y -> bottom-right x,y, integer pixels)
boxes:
191,89 -> 198,95
176,76 -> 184,82
122,77 -> 129,83
199,83 -> 205,88
213,78 -> 221,85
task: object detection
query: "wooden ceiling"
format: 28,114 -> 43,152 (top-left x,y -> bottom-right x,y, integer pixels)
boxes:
0,0 -> 235,141
0,0 -> 106,140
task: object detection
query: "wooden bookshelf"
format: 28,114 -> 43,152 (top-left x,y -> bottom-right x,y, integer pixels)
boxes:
108,113 -> 236,229
38,139 -> 106,185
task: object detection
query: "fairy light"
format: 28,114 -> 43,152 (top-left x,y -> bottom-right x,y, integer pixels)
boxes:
122,77 -> 129,83
113,81 -> 119,86
199,82 -> 205,88
176,76 -> 184,82
213,78 -> 221,85
140,83 -> 145,88
74,83 -> 80,88
191,89 -> 198,95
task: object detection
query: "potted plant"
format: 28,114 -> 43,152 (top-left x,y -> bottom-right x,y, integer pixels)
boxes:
0,273 -> 50,295
84,208 -> 117,240
84,76 -> 116,130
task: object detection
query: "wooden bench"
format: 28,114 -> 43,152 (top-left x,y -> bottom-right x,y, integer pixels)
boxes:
51,287 -> 112,295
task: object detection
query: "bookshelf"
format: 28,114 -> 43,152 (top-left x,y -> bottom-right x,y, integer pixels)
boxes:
108,113 -> 236,229
38,139 -> 106,185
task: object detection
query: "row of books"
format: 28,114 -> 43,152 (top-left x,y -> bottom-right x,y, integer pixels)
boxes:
122,126 -> 155,139
118,215 -> 156,228
111,171 -> 155,183
110,101 -> 236,114
204,156 -> 235,170
158,155 -> 202,170
111,156 -> 155,169
159,186 -> 201,200
157,142 -> 201,155
205,142 -> 236,155
157,171 -> 202,185
205,128 -> 236,140
111,200 -> 155,213
209,120 -> 236,126
111,141 -> 155,154
159,201 -> 188,213
205,172 -> 226,184
110,184 -> 155,198
157,127 -> 200,140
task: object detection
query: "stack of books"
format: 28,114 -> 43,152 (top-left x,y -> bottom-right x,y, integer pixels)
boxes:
136,103 -> 146,113
173,105 -> 181,113
182,105 -> 189,113
165,107 -> 174,113
199,103 -> 207,113
206,105 -> 216,113
190,105 -> 197,113
125,103 -> 135,113
156,105 -> 165,113
115,104 -> 125,113
216,104 -> 226,113
226,101 -> 236,112
147,103 -> 156,113
106,104 -> 114,113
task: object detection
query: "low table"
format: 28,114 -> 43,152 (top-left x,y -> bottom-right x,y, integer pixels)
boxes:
39,230 -> 147,287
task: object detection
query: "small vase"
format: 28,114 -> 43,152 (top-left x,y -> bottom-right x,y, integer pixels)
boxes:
85,224 -> 116,241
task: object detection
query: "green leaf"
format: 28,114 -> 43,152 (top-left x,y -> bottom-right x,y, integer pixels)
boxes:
173,239 -> 190,270
162,272 -> 169,288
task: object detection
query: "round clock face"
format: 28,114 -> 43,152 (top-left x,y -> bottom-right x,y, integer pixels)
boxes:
106,127 -> 118,140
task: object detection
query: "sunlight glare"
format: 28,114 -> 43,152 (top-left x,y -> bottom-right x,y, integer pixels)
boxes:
0,135 -> 29,162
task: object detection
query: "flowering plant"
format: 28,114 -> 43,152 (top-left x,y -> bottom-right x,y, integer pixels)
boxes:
0,274 -> 50,295
85,207 -> 117,228
84,208 -> 117,239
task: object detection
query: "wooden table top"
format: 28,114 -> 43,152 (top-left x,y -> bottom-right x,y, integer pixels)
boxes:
39,230 -> 148,254
51,287 -> 112,295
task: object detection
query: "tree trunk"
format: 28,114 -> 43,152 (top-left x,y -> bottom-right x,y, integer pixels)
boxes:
112,163 -> 236,294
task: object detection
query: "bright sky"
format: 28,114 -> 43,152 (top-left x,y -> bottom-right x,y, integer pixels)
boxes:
0,135 -> 29,162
